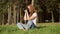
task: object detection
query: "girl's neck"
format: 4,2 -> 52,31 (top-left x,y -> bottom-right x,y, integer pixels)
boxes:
29,12 -> 35,17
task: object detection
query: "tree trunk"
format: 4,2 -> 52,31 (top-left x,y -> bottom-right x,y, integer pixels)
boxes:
2,13 -> 4,25
51,11 -> 54,23
13,4 -> 16,24
7,5 -> 11,25
59,12 -> 60,22
58,3 -> 60,22
59,15 -> 60,22
26,0 -> 28,5
32,0 -> 34,5
20,8 -> 21,22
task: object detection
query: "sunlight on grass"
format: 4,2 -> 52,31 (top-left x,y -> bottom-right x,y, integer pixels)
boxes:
0,23 -> 60,34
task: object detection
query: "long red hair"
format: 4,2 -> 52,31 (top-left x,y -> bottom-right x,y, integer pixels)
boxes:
28,4 -> 36,17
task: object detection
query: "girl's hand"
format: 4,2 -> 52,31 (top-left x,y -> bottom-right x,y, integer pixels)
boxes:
24,10 -> 28,13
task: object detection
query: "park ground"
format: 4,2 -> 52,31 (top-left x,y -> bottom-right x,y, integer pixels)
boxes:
0,23 -> 60,34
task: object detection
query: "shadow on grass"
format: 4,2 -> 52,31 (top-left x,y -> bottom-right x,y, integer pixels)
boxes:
35,26 -> 47,29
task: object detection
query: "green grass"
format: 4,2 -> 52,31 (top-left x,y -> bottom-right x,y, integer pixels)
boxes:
0,23 -> 60,34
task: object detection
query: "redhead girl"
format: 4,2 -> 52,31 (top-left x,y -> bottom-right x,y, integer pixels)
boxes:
17,4 -> 37,30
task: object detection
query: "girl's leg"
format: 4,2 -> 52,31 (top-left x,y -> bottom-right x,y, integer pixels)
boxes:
17,22 -> 27,30
17,21 -> 36,30
27,21 -> 35,29
17,22 -> 24,29
31,23 -> 36,28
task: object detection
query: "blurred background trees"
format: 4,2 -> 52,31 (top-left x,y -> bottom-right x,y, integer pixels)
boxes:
0,0 -> 60,25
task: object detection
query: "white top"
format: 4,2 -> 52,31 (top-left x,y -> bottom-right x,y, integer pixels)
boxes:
31,12 -> 37,25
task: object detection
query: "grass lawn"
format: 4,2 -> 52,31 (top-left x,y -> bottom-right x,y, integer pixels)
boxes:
0,23 -> 60,34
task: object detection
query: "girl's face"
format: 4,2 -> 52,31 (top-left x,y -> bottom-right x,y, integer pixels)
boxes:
28,6 -> 31,13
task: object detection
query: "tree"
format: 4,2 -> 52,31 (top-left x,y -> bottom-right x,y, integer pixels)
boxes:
13,1 -> 17,24
7,2 -> 11,25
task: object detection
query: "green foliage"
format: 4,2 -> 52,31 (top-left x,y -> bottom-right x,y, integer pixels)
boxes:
0,0 -> 60,24
0,0 -> 8,23
34,0 -> 60,13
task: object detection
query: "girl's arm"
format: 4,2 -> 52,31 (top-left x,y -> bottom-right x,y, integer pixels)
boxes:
24,12 -> 27,20
26,12 -> 37,20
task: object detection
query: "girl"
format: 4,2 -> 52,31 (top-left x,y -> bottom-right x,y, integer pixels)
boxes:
17,4 -> 37,30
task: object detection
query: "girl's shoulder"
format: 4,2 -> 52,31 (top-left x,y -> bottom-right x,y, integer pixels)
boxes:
33,12 -> 37,15
33,12 -> 37,16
